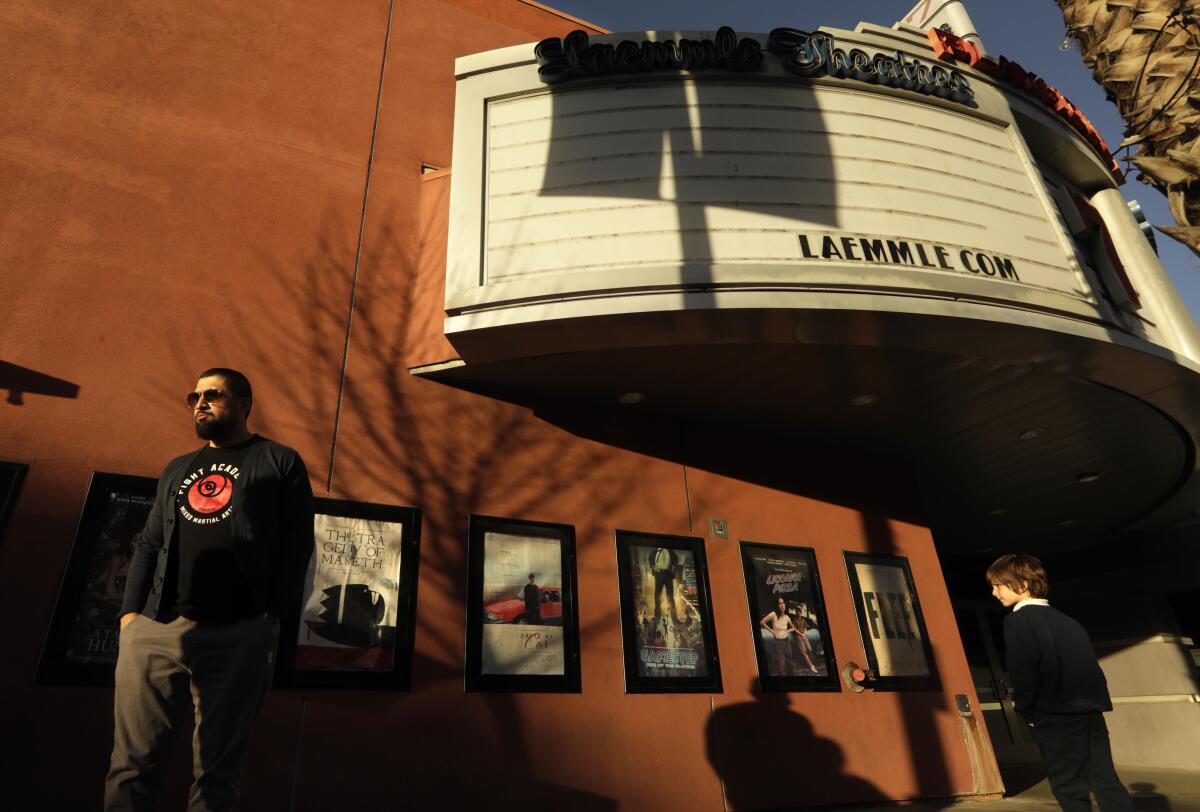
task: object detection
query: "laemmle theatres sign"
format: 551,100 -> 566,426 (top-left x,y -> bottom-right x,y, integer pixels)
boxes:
800,233 -> 1020,280
535,26 -> 974,105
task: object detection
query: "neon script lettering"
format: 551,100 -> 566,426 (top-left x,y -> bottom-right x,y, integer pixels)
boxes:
535,27 -> 763,84
533,26 -> 975,108
767,28 -> 974,104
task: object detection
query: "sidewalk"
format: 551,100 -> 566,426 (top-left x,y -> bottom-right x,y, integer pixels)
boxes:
840,766 -> 1200,812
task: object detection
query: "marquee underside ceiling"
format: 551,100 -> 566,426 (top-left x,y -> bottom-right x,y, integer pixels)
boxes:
416,339 -> 1193,555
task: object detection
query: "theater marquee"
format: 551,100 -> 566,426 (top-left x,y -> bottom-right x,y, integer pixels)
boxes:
444,22 -> 1113,342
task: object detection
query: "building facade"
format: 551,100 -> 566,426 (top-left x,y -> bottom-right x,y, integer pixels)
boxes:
2,1 -> 1198,809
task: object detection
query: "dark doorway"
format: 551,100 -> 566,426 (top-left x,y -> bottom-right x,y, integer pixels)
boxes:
952,601 -> 1042,772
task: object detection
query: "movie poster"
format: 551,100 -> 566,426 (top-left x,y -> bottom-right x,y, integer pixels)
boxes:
743,546 -> 831,681
850,560 -> 930,677
295,512 -> 404,671
62,490 -> 152,666
628,542 -> 709,679
480,531 -> 564,676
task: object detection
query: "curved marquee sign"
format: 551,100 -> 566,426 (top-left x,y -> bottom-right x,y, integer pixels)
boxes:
535,26 -> 974,105
443,22 -> 1134,346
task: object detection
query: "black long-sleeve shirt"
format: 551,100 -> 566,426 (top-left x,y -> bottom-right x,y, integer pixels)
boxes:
1003,603 -> 1113,720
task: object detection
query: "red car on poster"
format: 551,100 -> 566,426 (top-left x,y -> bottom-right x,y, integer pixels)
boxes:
483,587 -> 563,624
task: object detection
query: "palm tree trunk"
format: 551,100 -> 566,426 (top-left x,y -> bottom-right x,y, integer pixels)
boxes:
1058,0 -> 1200,256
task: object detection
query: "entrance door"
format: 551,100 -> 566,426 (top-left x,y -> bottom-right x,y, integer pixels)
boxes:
953,602 -> 1042,765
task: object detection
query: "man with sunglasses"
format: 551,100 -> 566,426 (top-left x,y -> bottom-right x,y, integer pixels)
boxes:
105,368 -> 314,811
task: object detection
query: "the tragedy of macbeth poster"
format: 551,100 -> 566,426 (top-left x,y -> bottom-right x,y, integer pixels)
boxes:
277,499 -> 421,690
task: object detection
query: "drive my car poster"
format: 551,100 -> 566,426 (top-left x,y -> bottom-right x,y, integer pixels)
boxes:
480,531 -> 564,676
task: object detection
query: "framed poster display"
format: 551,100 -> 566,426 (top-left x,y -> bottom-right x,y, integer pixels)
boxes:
843,552 -> 938,690
0,461 -> 28,542
739,542 -> 839,692
36,472 -> 157,686
615,530 -> 721,693
275,498 -> 421,690
464,515 -> 581,692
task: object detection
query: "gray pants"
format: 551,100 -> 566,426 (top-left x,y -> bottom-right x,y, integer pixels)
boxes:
105,614 -> 273,812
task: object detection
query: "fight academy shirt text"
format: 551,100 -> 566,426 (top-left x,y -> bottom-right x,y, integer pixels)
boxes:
169,436 -> 259,622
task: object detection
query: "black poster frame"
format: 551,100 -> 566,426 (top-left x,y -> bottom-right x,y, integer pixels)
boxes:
36,471 -> 157,686
275,498 -> 422,691
464,515 -> 582,693
843,551 -> 939,690
0,460 -> 28,544
739,541 -> 840,692
615,529 -> 722,694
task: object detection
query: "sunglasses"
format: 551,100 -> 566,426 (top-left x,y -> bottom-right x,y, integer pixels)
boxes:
186,388 -> 229,408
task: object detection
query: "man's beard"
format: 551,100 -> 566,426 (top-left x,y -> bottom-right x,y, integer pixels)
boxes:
195,415 -> 233,442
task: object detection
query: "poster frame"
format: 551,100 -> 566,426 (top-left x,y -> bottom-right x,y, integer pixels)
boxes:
843,551 -> 939,691
36,471 -> 157,686
464,515 -> 581,693
615,529 -> 722,694
0,460 -> 28,545
739,541 -> 840,692
275,498 -> 422,691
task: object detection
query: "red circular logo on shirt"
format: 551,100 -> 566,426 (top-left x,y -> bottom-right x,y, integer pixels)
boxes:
188,474 -> 233,514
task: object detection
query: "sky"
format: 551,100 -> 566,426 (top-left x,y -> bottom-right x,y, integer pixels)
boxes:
545,0 -> 1200,323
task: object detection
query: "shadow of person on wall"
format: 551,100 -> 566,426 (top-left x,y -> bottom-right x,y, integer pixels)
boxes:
1130,783 -> 1172,812
706,681 -> 888,811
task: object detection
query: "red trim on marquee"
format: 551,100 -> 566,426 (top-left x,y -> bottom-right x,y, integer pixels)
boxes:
927,28 -> 1124,183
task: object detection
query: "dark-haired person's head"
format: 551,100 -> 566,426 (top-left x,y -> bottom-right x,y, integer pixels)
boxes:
198,367 -> 252,403
986,553 -> 1049,599
189,368 -> 253,444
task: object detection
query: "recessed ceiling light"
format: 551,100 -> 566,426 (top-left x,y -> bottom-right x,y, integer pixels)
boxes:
989,509 -> 1006,516
1018,428 -> 1046,440
849,393 -> 879,407
617,392 -> 645,405
1077,472 -> 1101,483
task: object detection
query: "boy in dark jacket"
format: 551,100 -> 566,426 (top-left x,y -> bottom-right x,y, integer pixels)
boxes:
986,554 -> 1133,812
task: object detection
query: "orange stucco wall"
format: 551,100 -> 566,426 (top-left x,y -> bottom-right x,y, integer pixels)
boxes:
0,2 -> 998,809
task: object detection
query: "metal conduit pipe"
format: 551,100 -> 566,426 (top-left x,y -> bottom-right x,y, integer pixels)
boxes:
1090,187 -> 1200,364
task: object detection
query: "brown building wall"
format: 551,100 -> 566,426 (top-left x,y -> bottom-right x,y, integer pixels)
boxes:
0,2 -> 998,809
